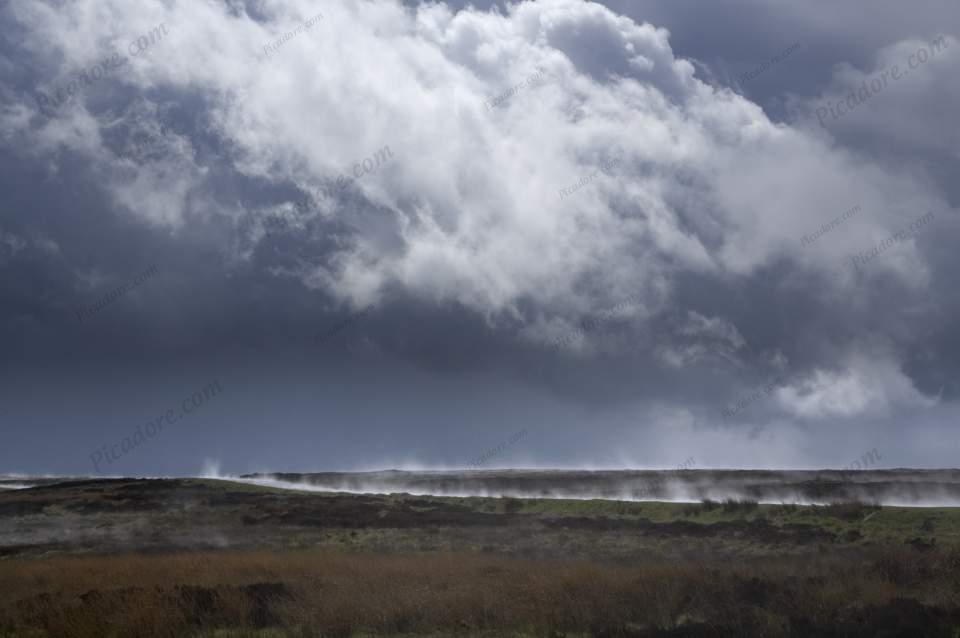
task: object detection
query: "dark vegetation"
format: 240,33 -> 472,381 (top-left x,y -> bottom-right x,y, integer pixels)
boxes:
0,476 -> 958,636
2,546 -> 960,637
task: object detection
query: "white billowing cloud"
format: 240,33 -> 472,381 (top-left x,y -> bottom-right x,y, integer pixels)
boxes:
775,352 -> 936,419
2,0 -> 952,327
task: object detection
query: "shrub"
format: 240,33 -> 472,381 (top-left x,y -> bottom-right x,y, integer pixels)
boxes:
502,497 -> 523,513
821,501 -> 881,521
722,498 -> 759,513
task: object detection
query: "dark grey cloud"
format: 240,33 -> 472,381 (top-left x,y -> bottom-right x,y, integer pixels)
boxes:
0,0 -> 958,475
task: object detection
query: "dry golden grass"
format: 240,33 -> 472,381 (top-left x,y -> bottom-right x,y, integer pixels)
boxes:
2,546 -> 960,637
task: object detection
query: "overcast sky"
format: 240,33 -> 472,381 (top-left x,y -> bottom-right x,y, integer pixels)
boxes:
1,0 -> 958,476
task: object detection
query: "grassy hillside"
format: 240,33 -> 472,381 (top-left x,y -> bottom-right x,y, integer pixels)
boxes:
1,478 -> 959,636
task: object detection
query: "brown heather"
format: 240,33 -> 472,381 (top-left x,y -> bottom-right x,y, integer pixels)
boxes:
2,546 -> 960,637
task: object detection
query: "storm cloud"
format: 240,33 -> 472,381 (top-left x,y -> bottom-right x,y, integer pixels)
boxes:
0,0 -> 958,475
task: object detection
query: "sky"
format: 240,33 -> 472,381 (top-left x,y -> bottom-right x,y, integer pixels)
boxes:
0,0 -> 958,476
